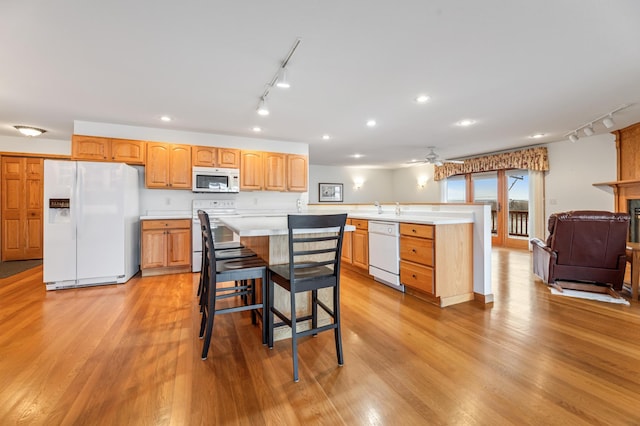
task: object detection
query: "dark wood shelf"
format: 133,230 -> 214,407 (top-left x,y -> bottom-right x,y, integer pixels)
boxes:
593,179 -> 640,188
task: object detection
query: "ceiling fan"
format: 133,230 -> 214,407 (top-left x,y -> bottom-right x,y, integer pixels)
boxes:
409,147 -> 465,166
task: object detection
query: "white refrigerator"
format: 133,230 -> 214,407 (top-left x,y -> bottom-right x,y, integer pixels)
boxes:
43,160 -> 140,290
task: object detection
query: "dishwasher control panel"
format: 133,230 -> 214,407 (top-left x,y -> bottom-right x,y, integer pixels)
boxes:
368,221 -> 400,236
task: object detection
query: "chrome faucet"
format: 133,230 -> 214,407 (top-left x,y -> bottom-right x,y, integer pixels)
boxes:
374,201 -> 383,214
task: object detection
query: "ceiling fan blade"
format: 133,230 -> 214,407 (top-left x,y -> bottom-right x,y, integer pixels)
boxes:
444,159 -> 465,164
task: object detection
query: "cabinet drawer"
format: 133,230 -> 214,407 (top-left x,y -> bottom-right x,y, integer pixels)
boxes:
400,260 -> 434,294
142,219 -> 191,230
400,222 -> 433,239
400,236 -> 433,266
351,219 -> 368,230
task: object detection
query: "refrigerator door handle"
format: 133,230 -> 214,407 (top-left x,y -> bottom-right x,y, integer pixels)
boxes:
74,164 -> 83,238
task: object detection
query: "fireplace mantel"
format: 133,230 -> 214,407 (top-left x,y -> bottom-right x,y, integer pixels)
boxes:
593,179 -> 640,189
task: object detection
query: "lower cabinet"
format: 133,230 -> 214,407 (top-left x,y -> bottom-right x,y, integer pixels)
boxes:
399,222 -> 473,307
141,219 -> 191,276
340,219 -> 368,271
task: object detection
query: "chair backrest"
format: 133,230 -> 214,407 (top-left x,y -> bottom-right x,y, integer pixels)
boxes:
547,210 -> 630,268
286,214 -> 348,287
198,210 -> 217,276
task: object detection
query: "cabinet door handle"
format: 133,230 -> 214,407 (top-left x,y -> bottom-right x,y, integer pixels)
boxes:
412,229 -> 417,233
411,249 -> 417,253
412,274 -> 417,279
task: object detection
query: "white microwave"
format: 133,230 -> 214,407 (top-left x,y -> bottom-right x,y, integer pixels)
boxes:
192,167 -> 240,193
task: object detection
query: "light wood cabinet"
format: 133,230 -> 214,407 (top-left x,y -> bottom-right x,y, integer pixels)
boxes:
287,154 -> 308,192
192,146 -> 217,167
218,148 -> 241,168
351,219 -> 369,270
399,222 -> 473,307
141,219 -> 191,276
145,142 -> 191,189
72,135 -> 145,164
1,157 -> 43,261
240,150 -> 264,191
341,219 -> 353,264
264,152 -> 286,191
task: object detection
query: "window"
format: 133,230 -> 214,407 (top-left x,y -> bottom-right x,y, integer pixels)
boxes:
445,175 -> 466,202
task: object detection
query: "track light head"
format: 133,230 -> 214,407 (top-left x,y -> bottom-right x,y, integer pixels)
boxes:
583,124 -> 595,137
257,97 -> 269,116
569,133 -> 579,143
275,67 -> 290,89
602,115 -> 615,129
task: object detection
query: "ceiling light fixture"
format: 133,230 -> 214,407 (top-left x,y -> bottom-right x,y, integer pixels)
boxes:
322,134 -> 331,140
252,126 -> 262,132
415,94 -> 430,103
160,115 -> 172,122
14,125 -> 47,137
529,133 -> 546,139
564,104 -> 630,142
456,119 -> 476,127
256,97 -> 269,116
256,38 -> 302,115
583,124 -> 595,136
366,119 -> 377,127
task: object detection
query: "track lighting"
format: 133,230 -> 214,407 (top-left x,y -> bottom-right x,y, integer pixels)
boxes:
255,38 -> 301,116
14,125 -> 47,137
257,97 -> 269,116
564,104 -> 630,142
583,124 -> 595,136
602,115 -> 615,129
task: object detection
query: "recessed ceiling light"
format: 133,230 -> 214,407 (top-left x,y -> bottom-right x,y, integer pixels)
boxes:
160,115 -> 172,122
322,134 -> 331,140
352,153 -> 363,159
529,133 -> 546,139
415,95 -> 430,103
456,119 -> 476,127
366,120 -> 377,127
252,126 -> 262,132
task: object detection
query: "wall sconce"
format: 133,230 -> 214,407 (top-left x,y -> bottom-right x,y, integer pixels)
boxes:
353,179 -> 364,190
417,177 -> 428,189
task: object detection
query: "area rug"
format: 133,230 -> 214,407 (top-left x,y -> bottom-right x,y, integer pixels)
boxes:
0,260 -> 42,279
549,287 -> 630,306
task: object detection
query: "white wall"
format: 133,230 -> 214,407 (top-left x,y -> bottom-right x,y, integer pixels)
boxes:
308,165 -> 395,204
391,164 -> 441,202
545,133 -> 616,218
0,135 -> 70,155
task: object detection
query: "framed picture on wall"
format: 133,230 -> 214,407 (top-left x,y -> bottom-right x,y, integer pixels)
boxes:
319,183 -> 343,202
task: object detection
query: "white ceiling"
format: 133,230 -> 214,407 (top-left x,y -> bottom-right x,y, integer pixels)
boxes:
2,1 -> 640,168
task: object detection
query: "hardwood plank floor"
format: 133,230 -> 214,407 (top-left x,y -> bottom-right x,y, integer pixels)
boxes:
1,248 -> 639,425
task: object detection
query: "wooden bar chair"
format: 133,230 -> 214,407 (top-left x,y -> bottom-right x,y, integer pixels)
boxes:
198,211 -> 268,360
267,213 -> 347,382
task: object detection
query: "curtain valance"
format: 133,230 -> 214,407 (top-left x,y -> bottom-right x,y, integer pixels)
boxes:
433,146 -> 549,181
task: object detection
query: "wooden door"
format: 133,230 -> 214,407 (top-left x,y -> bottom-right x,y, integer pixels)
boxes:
1,157 -> 43,261
145,142 -> 171,188
111,139 -> 146,164
192,146 -> 217,167
72,135 -> 110,161
166,228 -> 191,266
141,229 -> 167,268
287,154 -> 308,192
218,148 -> 240,168
240,151 -> 264,191
168,144 -> 191,188
264,152 -> 286,191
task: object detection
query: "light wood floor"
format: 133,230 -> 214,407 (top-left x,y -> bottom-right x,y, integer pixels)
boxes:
1,248 -> 640,425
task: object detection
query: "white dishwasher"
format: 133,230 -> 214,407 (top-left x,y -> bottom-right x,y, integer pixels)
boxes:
368,221 -> 404,292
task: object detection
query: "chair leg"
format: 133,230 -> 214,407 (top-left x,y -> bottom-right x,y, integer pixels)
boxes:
261,273 -> 267,345
290,289 -> 299,382
311,289 -> 318,336
201,299 -> 216,360
268,272 -> 275,349
250,279 -> 257,325
334,286 -> 344,366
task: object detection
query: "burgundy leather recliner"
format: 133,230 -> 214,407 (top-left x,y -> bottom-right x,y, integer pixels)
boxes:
531,210 -> 630,290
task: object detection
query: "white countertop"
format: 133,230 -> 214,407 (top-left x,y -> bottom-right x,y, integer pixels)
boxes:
346,212 -> 473,225
140,214 -> 192,220
220,215 -> 356,237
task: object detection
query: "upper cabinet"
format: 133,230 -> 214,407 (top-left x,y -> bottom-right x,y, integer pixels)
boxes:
287,154 -> 308,192
241,150 -> 308,192
146,142 -> 192,189
264,152 -> 286,191
240,150 -> 264,191
192,146 -> 241,168
72,135 -> 146,164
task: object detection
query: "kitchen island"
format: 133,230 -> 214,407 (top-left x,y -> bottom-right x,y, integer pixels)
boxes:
220,214 -> 354,341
